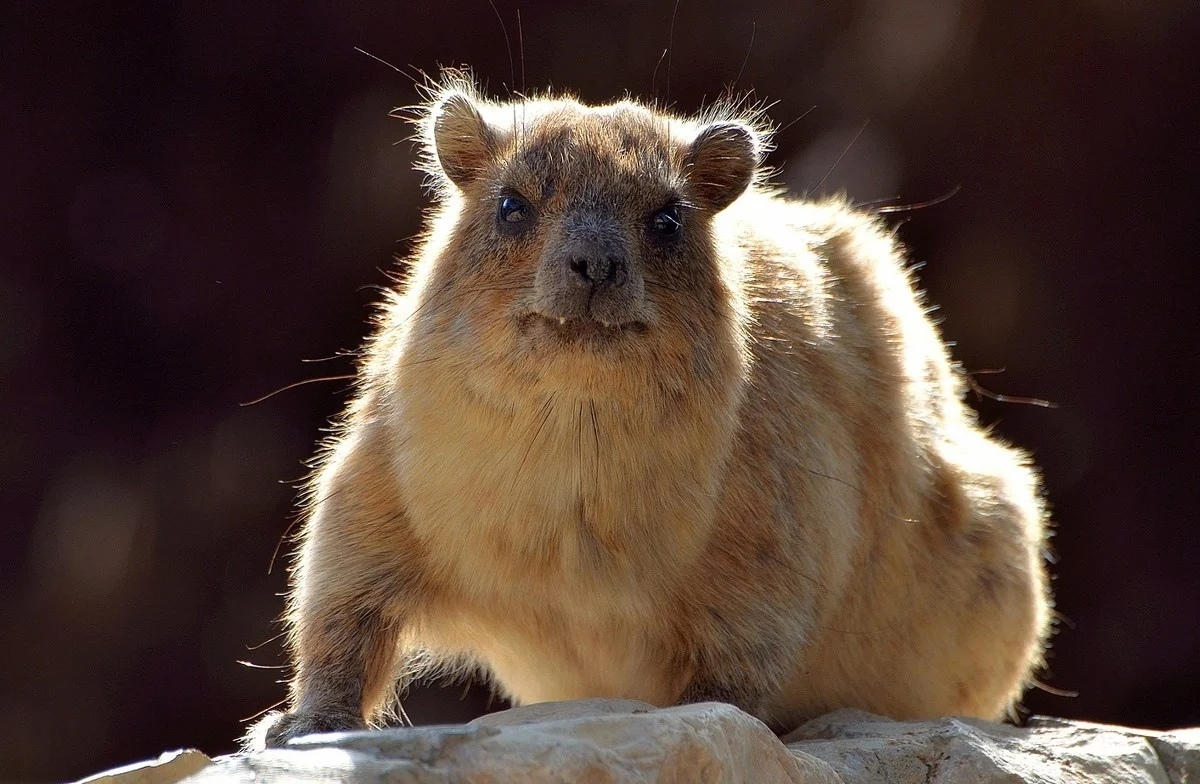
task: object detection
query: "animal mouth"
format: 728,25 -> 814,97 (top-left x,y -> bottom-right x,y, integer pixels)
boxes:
519,312 -> 648,346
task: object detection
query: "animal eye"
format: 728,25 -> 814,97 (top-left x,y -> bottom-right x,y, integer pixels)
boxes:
498,196 -> 528,224
650,205 -> 683,236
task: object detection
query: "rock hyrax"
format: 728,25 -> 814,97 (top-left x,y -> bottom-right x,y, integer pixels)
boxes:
246,74 -> 1051,748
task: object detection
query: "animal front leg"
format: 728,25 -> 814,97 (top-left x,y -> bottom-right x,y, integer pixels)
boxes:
243,428 -> 427,749
249,598 -> 404,747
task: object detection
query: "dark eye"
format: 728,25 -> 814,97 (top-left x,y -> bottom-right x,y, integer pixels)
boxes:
650,205 -> 683,236
498,196 -> 529,225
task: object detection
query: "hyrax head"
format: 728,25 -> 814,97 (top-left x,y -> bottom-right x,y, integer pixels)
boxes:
413,78 -> 767,387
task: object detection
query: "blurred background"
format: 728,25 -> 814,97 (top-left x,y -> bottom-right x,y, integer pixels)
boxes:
3,0 -> 1198,780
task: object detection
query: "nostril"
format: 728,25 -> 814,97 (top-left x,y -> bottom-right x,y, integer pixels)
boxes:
569,257 -> 591,281
564,255 -> 627,286
606,257 -> 627,285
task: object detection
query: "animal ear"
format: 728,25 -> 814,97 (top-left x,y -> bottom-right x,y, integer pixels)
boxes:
430,91 -> 499,188
683,122 -> 760,211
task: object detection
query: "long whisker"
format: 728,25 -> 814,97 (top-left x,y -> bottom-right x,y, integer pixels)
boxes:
731,22 -> 756,93
665,0 -> 681,108
241,374 -> 357,406
810,119 -> 869,196
487,0 -> 516,96
873,185 -> 963,215
964,368 -> 1057,408
239,697 -> 288,724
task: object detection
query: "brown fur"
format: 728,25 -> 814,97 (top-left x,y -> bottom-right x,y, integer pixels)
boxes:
243,74 -> 1051,749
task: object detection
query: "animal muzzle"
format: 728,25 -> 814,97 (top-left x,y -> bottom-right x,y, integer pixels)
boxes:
533,221 -> 646,326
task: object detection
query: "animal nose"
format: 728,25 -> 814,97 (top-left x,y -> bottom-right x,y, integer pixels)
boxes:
567,254 -> 627,287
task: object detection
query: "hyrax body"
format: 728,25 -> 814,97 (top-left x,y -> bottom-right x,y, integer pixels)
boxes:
248,77 -> 1051,747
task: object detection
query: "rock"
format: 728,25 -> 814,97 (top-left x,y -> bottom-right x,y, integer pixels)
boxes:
182,700 -> 807,783
73,701 -> 1200,784
785,709 -> 1191,783
76,749 -> 212,784
1145,727 -> 1200,783
1148,728 -> 1200,783
467,697 -> 655,727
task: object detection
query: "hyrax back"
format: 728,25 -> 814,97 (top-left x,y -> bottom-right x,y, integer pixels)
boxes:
247,76 -> 1051,747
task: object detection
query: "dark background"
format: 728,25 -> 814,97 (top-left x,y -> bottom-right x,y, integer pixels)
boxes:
3,0 -> 1198,780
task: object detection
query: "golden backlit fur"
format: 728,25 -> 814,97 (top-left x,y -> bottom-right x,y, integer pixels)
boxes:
245,75 -> 1051,748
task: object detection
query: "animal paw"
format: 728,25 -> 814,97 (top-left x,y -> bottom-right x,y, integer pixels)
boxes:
242,708 -> 366,751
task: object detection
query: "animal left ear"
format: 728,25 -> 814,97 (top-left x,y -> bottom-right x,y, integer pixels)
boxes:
683,122 -> 760,212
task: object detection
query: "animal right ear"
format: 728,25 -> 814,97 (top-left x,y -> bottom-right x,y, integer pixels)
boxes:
683,122 -> 761,212
431,91 -> 498,189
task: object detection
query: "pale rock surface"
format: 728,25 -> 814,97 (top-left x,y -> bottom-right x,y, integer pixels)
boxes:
183,699 -> 806,783
73,700 -> 1200,784
76,749 -> 212,784
785,709 -> 1190,783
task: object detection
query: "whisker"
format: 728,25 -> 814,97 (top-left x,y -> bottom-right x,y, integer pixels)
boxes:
353,47 -> 426,90
963,368 -> 1057,409
776,105 -> 815,135
517,8 -> 526,96
651,48 -> 669,102
487,0 -> 516,97
244,631 -> 288,652
665,0 -> 681,108
731,22 -> 756,94
300,351 -> 357,363
809,119 -> 870,197
874,185 -> 963,215
268,512 -> 305,574
237,660 -> 287,670
241,374 -> 356,406
239,697 -> 288,724
1031,678 -> 1079,698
